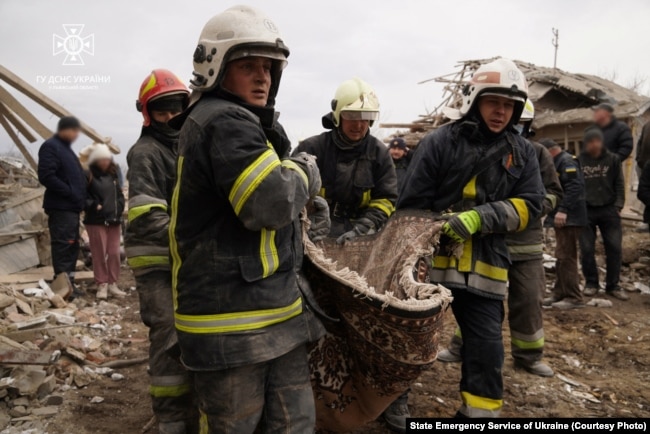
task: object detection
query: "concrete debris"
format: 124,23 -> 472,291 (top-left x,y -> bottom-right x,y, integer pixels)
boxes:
586,298 -> 613,308
561,355 -> 581,368
90,396 -> 104,404
634,282 -> 650,295
0,279 -> 138,432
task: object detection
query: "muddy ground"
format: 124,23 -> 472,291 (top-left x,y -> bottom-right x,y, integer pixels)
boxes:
47,229 -> 650,434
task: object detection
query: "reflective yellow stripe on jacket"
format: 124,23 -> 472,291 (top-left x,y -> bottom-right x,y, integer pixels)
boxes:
369,198 -> 395,217
169,156 -> 185,307
175,298 -> 303,334
127,194 -> 168,222
229,149 -> 280,215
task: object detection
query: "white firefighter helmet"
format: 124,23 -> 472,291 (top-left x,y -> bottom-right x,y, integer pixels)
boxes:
443,58 -> 528,123
331,78 -> 380,127
520,98 -> 535,122
190,5 -> 290,100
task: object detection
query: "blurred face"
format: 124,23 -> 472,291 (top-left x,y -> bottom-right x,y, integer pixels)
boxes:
222,56 -> 272,107
584,138 -> 604,157
58,128 -> 80,143
151,110 -> 181,123
593,109 -> 612,127
94,158 -> 112,172
389,147 -> 406,160
477,95 -> 515,133
340,117 -> 370,142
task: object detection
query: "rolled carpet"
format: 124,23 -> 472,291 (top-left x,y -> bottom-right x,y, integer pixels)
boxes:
304,209 -> 452,432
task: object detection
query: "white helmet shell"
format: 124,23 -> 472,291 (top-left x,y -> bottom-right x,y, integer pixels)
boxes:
444,58 -> 529,122
331,78 -> 380,127
190,5 -> 289,96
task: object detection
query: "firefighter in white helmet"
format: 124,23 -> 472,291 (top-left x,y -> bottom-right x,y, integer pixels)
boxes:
169,6 -> 326,433
294,78 -> 397,244
398,59 -> 544,418
437,99 -> 563,379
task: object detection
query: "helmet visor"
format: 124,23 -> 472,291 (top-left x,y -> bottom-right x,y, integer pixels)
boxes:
228,47 -> 287,67
340,111 -> 379,121
480,91 -> 526,104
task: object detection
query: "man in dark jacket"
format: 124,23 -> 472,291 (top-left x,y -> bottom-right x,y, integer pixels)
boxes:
638,161 -> 650,230
389,137 -> 411,192
579,127 -> 628,301
541,139 -> 588,309
125,69 -> 195,434
295,78 -> 397,244
38,116 -> 86,287
438,99 -> 563,378
398,59 -> 544,418
593,103 -> 633,161
170,7 -> 325,433
636,121 -> 650,173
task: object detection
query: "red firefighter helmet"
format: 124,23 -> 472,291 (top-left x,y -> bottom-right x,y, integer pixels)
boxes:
136,69 -> 189,126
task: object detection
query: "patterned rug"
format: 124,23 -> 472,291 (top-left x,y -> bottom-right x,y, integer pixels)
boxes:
303,209 -> 452,433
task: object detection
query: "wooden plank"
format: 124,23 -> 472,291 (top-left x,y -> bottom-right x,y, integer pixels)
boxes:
0,113 -> 38,170
0,270 -> 93,285
0,85 -> 52,140
0,102 -> 37,142
0,188 -> 44,213
0,65 -> 120,154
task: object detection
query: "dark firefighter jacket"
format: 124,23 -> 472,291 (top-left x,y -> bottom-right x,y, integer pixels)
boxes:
295,125 -> 397,237
579,148 -> 625,209
506,141 -> 563,261
124,128 -> 177,275
397,119 -> 544,299
545,151 -> 588,228
84,166 -> 125,226
170,93 -> 325,371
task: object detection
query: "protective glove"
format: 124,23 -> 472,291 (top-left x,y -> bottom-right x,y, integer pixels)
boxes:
442,210 -> 482,243
308,196 -> 331,242
336,218 -> 376,245
288,152 -> 321,198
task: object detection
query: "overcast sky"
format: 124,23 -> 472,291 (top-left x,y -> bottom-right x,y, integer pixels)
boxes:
1,0 -> 649,165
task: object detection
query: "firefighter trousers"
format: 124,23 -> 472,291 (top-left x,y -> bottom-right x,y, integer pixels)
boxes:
136,271 -> 197,427
447,259 -> 546,364
508,259 -> 545,363
450,288 -> 504,418
192,345 -> 315,434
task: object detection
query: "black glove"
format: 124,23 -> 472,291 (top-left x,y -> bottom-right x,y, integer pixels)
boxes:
336,218 -> 375,245
308,196 -> 330,242
288,152 -> 321,198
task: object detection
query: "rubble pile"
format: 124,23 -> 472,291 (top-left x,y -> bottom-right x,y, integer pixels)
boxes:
0,282 -> 141,433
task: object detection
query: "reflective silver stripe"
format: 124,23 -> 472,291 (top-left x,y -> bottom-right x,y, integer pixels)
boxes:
507,244 -> 544,255
150,375 -> 189,387
430,268 -> 465,286
468,273 -> 507,296
128,194 -> 168,209
125,245 -> 169,258
175,298 -> 303,333
501,201 -> 521,232
511,329 -> 544,342
228,150 -> 280,215
260,228 -> 278,278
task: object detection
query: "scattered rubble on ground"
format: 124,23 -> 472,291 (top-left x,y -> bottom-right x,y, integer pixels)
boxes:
0,275 -> 141,433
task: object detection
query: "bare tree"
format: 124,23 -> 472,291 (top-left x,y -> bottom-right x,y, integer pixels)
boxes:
626,73 -> 649,96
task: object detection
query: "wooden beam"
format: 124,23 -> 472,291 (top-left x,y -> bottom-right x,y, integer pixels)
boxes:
0,102 -> 37,142
0,113 -> 38,171
0,65 -> 120,153
0,85 -> 52,140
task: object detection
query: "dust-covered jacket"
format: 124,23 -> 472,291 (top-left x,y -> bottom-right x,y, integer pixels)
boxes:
170,92 -> 324,370
124,128 -> 178,275
294,117 -> 397,236
506,141 -> 563,261
397,119 -> 544,299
